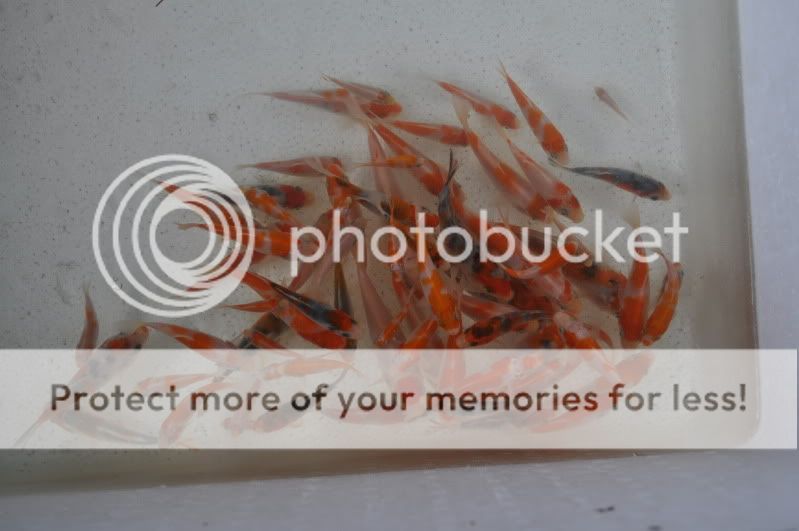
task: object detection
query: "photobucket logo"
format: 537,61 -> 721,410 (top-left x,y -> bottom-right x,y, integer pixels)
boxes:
92,155 -> 254,317
289,209 -> 688,275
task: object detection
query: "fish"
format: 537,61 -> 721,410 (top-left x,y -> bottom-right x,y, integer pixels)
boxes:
460,292 -> 518,321
322,75 -> 403,116
389,119 -> 468,146
177,223 -> 308,259
275,304 -> 350,349
372,123 -> 446,195
462,311 -> 547,347
552,160 -> 671,201
618,207 -> 650,347
453,97 -> 548,221
328,176 -> 439,227
268,280 -> 360,340
437,80 -> 518,128
323,76 -> 393,103
594,86 -> 629,121
263,88 -> 400,118
75,288 -> 99,365
355,256 -> 401,346
553,311 -> 619,379
400,319 -> 439,349
262,356 -> 354,380
494,125 -> 583,221
145,322 -> 236,350
15,295 -> 150,447
499,62 -> 569,164
240,186 -> 303,227
642,250 -> 683,345
334,262 -> 358,351
366,126 -> 404,197
416,247 -> 462,338
238,156 -> 343,177
252,183 -> 314,209
353,154 -> 423,169
375,299 -> 414,347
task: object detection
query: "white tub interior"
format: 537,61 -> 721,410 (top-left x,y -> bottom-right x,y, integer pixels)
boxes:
0,0 -> 755,490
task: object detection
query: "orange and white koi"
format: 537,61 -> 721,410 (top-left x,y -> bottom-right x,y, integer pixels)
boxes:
553,311 -> 618,378
353,154 -> 422,169
328,176 -> 439,227
366,126 -> 404,197
355,257 -> 402,346
240,186 -> 303,227
238,156 -> 343,178
322,75 -> 403,116
462,311 -> 547,347
371,124 -> 446,195
275,303 -> 349,350
389,119 -> 468,146
416,247 -> 462,338
400,318 -> 438,349
499,62 -> 569,164
453,98 -> 547,221
495,126 -> 583,221
460,292 -> 517,321
264,87 -> 400,118
16,296 -> 150,446
177,223 -> 308,259
252,183 -> 314,210
437,80 -> 518,129
642,250 -> 683,345
618,209 -> 650,347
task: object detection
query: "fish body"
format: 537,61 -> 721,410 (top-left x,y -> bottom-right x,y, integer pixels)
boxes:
389,120 -> 468,146
499,63 -> 569,164
438,81 -> 518,128
618,235 -> 650,347
239,156 -> 343,178
373,124 -> 446,195
556,164 -> 671,201
453,98 -> 547,220
253,183 -> 313,209
642,251 -> 683,345
463,311 -> 546,347
498,129 -> 583,221
594,86 -> 629,121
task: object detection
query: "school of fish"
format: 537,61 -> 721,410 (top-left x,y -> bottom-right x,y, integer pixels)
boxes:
38,68 -> 683,445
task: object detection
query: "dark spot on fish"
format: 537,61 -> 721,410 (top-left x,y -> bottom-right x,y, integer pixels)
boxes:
595,505 -> 615,514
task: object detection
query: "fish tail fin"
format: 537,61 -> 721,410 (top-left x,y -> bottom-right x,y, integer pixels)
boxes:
451,96 -> 471,130
497,60 -> 511,82
176,222 -> 201,231
14,412 -> 49,448
621,201 -> 641,229
340,92 -> 378,128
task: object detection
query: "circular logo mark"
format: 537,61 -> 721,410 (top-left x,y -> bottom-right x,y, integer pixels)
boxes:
92,155 -> 254,317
